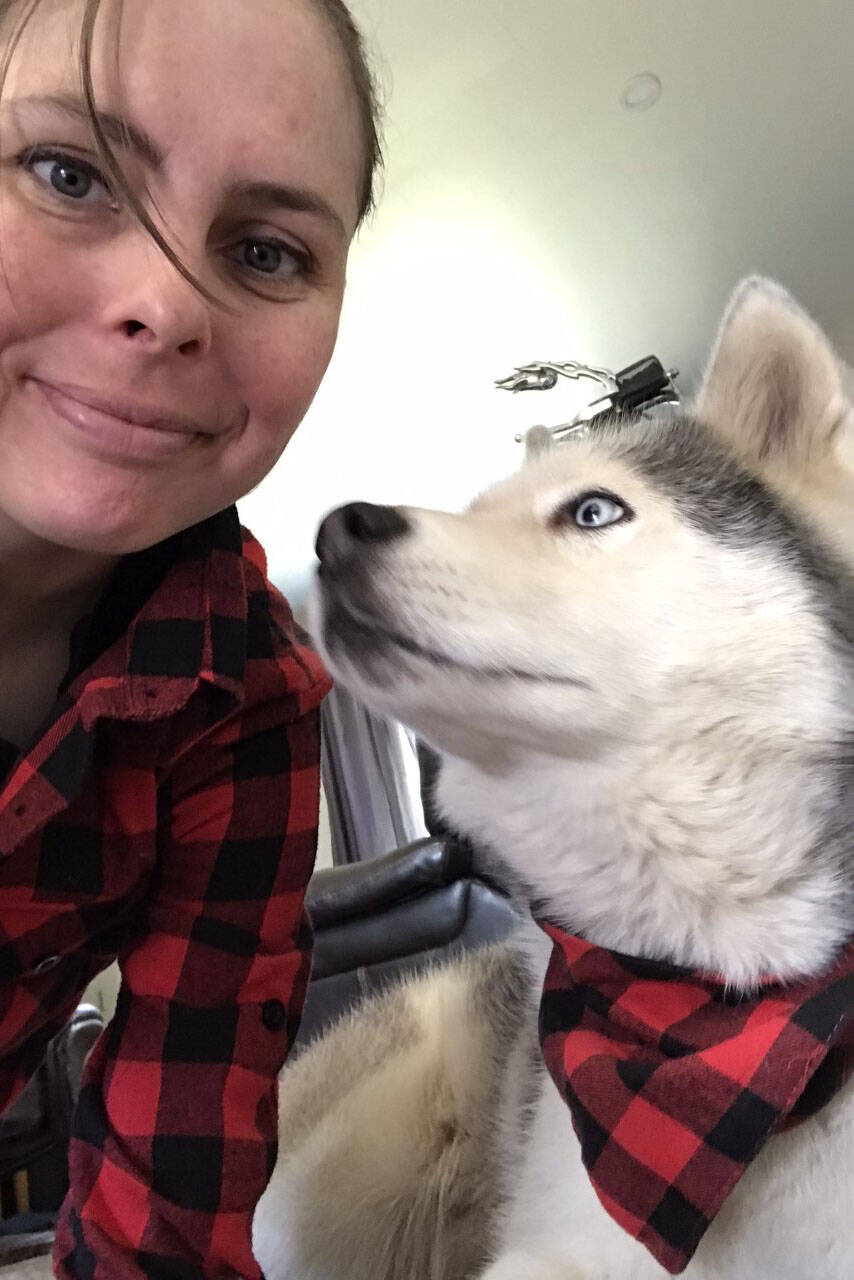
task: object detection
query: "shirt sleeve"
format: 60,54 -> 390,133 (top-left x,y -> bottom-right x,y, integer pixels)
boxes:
53,693 -> 323,1280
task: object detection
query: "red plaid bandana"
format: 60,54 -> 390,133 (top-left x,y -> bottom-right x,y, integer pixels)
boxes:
537,921 -> 854,1274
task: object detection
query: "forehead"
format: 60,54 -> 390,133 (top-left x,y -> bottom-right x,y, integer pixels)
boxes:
471,423 -> 647,515
472,416 -> 741,516
473,413 -> 814,559
2,0 -> 363,231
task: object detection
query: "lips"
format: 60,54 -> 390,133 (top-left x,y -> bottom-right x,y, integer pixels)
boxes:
26,376 -> 237,463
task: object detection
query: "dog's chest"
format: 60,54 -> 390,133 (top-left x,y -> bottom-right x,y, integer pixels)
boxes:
498,1068 -> 854,1278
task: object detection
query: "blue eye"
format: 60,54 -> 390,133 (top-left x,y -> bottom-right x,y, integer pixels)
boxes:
243,240 -> 284,274
575,495 -> 624,527
552,491 -> 634,530
26,149 -> 113,205
236,237 -> 312,283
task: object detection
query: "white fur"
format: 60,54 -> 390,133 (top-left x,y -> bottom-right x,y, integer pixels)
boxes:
258,279 -> 854,1278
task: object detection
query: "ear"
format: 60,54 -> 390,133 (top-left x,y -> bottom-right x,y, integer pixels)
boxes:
523,425 -> 555,460
694,276 -> 850,469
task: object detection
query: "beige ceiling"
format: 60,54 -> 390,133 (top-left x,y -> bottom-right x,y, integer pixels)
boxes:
349,0 -> 854,385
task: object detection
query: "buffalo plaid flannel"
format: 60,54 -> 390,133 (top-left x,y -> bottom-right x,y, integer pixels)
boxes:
0,504 -> 331,1279
538,920 -> 854,1274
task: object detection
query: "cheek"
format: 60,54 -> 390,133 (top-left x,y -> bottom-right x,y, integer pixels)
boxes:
228,301 -> 342,441
0,206 -> 85,345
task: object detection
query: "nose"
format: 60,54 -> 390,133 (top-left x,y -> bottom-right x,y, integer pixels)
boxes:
103,235 -> 214,358
315,502 -> 410,566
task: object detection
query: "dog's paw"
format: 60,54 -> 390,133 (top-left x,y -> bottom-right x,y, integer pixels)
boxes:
478,1251 -> 589,1280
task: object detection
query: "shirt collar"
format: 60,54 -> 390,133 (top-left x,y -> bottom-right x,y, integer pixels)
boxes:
66,504 -> 250,725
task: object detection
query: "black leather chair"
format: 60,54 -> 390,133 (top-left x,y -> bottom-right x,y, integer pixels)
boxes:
293,737 -> 520,1052
295,833 -> 520,1054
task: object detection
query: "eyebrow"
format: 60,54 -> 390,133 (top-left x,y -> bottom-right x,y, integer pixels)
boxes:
13,92 -> 165,166
8,93 -> 348,238
224,180 -> 347,239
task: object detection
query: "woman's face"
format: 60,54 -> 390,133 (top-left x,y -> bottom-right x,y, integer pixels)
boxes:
0,0 -> 363,554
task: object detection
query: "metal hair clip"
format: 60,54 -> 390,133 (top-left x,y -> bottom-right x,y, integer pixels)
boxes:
496,356 -> 680,444
495,360 -> 618,398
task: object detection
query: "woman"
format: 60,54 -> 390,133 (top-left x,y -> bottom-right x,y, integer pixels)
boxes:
0,0 -> 381,1275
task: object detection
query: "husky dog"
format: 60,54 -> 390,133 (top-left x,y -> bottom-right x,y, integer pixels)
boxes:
253,278 -> 854,1280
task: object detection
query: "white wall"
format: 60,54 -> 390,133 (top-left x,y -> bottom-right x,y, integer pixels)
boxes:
316,782 -> 334,870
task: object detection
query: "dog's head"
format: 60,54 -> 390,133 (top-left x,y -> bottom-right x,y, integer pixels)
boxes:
310,278 -> 854,767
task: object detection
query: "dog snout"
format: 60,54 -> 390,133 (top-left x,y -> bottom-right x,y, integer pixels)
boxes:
315,502 -> 410,566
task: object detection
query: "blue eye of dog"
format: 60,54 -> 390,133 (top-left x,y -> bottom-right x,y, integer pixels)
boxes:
554,492 -> 631,530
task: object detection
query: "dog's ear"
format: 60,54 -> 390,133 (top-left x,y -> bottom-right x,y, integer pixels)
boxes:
523,425 -> 555,460
694,276 -> 850,469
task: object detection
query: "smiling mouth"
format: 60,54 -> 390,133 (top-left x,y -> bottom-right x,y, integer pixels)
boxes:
30,378 -> 208,462
326,589 -> 589,688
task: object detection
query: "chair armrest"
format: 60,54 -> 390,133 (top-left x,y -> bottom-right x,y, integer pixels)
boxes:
296,835 -> 519,1055
306,836 -> 474,928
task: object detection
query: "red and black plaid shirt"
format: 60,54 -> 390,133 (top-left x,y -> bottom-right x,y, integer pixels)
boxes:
538,921 -> 854,1274
0,505 -> 331,1279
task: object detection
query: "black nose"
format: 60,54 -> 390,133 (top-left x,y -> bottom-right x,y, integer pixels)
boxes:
315,502 -> 410,565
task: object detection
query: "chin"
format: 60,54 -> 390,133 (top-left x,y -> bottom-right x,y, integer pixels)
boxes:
0,484 -> 175,558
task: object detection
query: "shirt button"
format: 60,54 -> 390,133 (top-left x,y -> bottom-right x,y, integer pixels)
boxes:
33,955 -> 61,974
261,999 -> 286,1031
